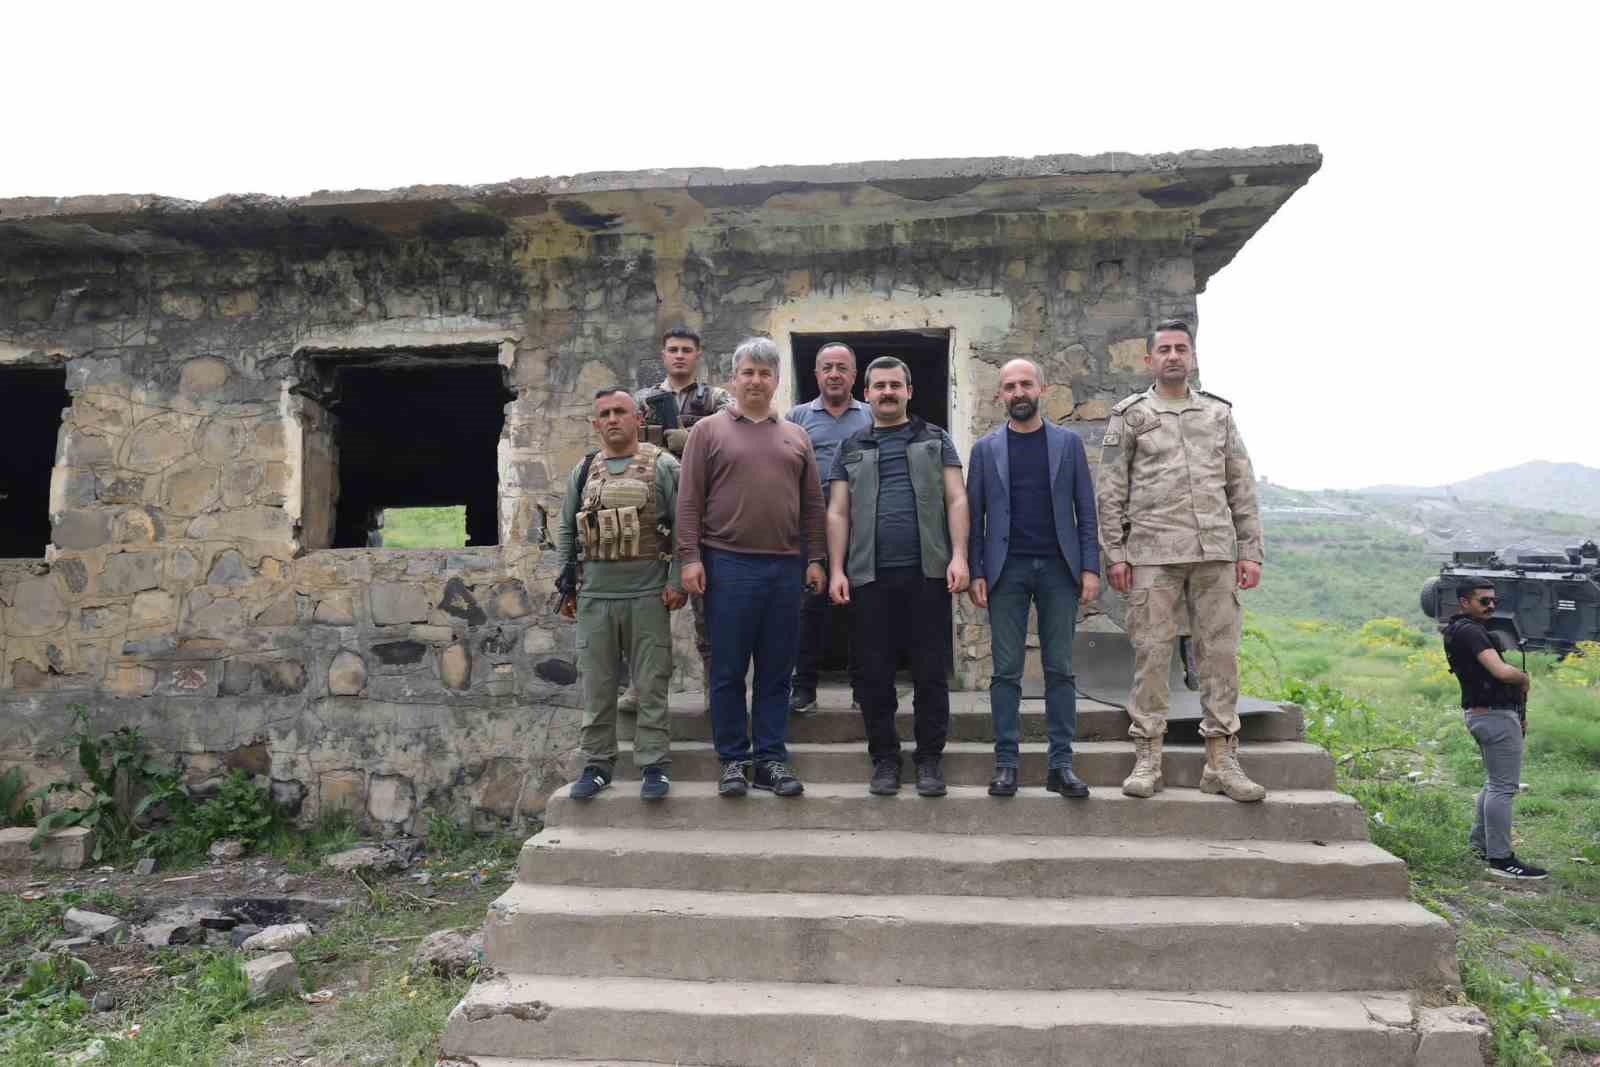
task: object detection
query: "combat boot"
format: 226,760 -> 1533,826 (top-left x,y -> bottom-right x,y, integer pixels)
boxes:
1121,737 -> 1163,798
1200,734 -> 1266,803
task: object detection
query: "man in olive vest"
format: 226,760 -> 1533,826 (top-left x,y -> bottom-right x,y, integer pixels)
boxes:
826,356 -> 969,797
557,387 -> 687,801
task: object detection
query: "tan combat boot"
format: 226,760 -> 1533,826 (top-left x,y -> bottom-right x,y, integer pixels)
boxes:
1200,734 -> 1267,803
1121,737 -> 1164,798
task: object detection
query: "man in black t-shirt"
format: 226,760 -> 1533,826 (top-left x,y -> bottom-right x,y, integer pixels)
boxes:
1443,580 -> 1548,880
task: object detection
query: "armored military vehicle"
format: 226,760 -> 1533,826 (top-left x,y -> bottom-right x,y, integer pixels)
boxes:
1420,540 -> 1600,653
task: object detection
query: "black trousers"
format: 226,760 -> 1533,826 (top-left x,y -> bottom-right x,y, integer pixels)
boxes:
852,566 -> 951,765
793,579 -> 860,695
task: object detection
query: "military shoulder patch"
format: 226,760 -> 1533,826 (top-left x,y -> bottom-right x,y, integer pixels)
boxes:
1101,431 -> 1121,448
1195,388 -> 1232,407
1110,393 -> 1147,415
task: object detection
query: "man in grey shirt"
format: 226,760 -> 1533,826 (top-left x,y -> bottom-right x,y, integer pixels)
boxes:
784,341 -> 871,715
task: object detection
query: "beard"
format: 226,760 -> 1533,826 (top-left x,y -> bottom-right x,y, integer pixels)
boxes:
1007,397 -> 1038,421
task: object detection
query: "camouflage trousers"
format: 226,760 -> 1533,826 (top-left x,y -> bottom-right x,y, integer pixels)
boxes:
1126,560 -> 1241,740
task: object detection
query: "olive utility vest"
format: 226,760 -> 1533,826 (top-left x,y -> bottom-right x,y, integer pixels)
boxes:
577,444 -> 670,562
837,417 -> 951,588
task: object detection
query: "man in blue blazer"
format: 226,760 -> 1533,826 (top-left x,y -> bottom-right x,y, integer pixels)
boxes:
967,359 -> 1101,797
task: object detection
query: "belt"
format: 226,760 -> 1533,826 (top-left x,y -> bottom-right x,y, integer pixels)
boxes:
1466,706 -> 1521,714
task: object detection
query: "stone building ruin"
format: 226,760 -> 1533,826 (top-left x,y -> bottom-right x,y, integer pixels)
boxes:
0,146 -> 1320,832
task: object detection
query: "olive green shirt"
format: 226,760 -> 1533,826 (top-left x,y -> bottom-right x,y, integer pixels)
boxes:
559,449 -> 682,598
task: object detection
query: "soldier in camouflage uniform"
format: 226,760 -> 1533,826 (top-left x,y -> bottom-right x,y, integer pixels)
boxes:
1096,318 -> 1267,803
624,327 -> 731,708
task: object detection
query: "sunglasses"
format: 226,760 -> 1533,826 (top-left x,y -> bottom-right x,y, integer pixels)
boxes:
1474,596 -> 1497,607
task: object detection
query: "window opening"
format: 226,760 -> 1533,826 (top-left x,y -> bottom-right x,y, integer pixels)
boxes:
378,505 -> 468,549
297,350 -> 511,550
0,367 -> 68,557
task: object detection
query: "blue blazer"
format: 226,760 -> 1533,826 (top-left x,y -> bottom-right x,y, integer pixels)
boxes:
966,421 -> 1101,584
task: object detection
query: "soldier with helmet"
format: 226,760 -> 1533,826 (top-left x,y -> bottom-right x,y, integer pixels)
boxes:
628,327 -> 731,706
557,386 -> 688,801
1096,318 -> 1268,804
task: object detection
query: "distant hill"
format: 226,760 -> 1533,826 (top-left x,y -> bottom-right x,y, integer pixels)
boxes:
1251,477 -> 1595,625
1359,460 -> 1600,519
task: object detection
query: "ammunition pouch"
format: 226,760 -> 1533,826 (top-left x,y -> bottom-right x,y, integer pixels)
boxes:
577,444 -> 667,563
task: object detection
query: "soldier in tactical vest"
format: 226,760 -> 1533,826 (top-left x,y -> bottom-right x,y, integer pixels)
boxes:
1096,318 -> 1267,804
625,327 -> 731,710
826,356 -> 970,798
557,387 -> 687,801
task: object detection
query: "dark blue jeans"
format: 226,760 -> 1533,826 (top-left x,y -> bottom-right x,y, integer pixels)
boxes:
988,554 -> 1080,769
703,548 -> 803,764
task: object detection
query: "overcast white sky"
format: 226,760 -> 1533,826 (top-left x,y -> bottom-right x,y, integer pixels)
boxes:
8,2 -> 1593,490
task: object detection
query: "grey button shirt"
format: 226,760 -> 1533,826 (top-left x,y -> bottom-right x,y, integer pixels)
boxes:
784,396 -> 872,490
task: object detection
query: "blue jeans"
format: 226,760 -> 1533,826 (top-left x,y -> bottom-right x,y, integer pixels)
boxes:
988,555 -> 1080,769
703,548 -> 803,764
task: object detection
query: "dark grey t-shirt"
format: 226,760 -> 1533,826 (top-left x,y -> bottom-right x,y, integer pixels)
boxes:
831,422 -> 960,569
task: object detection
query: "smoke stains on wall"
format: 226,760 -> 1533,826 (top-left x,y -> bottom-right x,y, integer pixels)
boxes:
0,147 -> 1320,832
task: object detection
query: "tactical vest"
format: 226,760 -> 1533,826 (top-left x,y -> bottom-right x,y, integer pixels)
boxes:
837,417 -> 952,588
643,383 -> 717,456
576,444 -> 670,563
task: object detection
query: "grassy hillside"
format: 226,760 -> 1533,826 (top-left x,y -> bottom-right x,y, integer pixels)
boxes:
379,506 -> 467,548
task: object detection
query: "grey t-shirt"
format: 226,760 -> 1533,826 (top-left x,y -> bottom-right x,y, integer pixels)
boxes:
831,422 -> 961,569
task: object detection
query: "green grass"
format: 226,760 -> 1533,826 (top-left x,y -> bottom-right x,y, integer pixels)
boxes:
379,506 -> 467,548
1244,611 -> 1600,1063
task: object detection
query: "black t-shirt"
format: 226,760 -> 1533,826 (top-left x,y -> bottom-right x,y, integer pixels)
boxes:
1443,615 -> 1522,709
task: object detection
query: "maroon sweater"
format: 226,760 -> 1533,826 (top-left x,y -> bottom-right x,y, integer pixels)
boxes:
676,409 -> 826,563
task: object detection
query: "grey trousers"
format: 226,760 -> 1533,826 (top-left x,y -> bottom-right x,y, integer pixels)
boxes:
1464,708 -> 1523,861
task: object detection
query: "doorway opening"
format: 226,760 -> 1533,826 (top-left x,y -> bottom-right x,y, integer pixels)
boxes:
789,329 -> 953,681
0,367 -> 68,558
296,349 -> 512,550
791,329 -> 951,430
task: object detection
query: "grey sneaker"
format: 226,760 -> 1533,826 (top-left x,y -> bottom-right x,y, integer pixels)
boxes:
753,760 -> 804,797
789,686 -> 818,718
717,760 -> 748,798
869,758 -> 902,796
915,759 -> 946,798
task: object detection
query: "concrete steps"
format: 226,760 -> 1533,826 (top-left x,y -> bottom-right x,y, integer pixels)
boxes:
617,739 -> 1336,790
544,781 -> 1370,841
483,883 -> 1453,992
633,694 -> 1306,743
518,827 -> 1411,899
442,684 -> 1465,1065
445,975 -> 1425,1067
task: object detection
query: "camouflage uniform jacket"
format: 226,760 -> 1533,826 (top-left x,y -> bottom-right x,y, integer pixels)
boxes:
1095,385 -> 1264,567
634,379 -> 732,429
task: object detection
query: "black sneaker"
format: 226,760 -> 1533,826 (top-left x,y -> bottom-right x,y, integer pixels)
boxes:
753,760 -> 804,797
869,759 -> 902,796
1487,855 -> 1549,881
1046,766 -> 1090,799
718,760 -> 748,798
570,765 -> 611,801
915,759 -> 946,798
640,765 -> 670,801
789,687 -> 818,718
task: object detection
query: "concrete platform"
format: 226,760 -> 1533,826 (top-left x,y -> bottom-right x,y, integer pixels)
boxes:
445,974 -> 1424,1067
518,827 -> 1410,900
544,782 -> 1370,842
481,883 -> 1456,993
0,826 -> 93,869
644,695 -> 1306,744
614,739 -> 1336,790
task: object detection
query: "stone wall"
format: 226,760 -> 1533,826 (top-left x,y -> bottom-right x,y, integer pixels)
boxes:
0,148 -> 1319,832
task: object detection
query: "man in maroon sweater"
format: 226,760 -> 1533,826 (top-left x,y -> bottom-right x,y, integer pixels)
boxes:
678,337 -> 828,798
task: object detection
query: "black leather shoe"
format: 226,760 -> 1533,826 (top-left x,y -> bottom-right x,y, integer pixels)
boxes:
915,759 -> 946,797
1046,766 -> 1090,798
868,759 -> 901,796
987,766 -> 1018,797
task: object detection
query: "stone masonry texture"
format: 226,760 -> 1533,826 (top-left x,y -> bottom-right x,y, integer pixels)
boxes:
0,146 -> 1320,833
